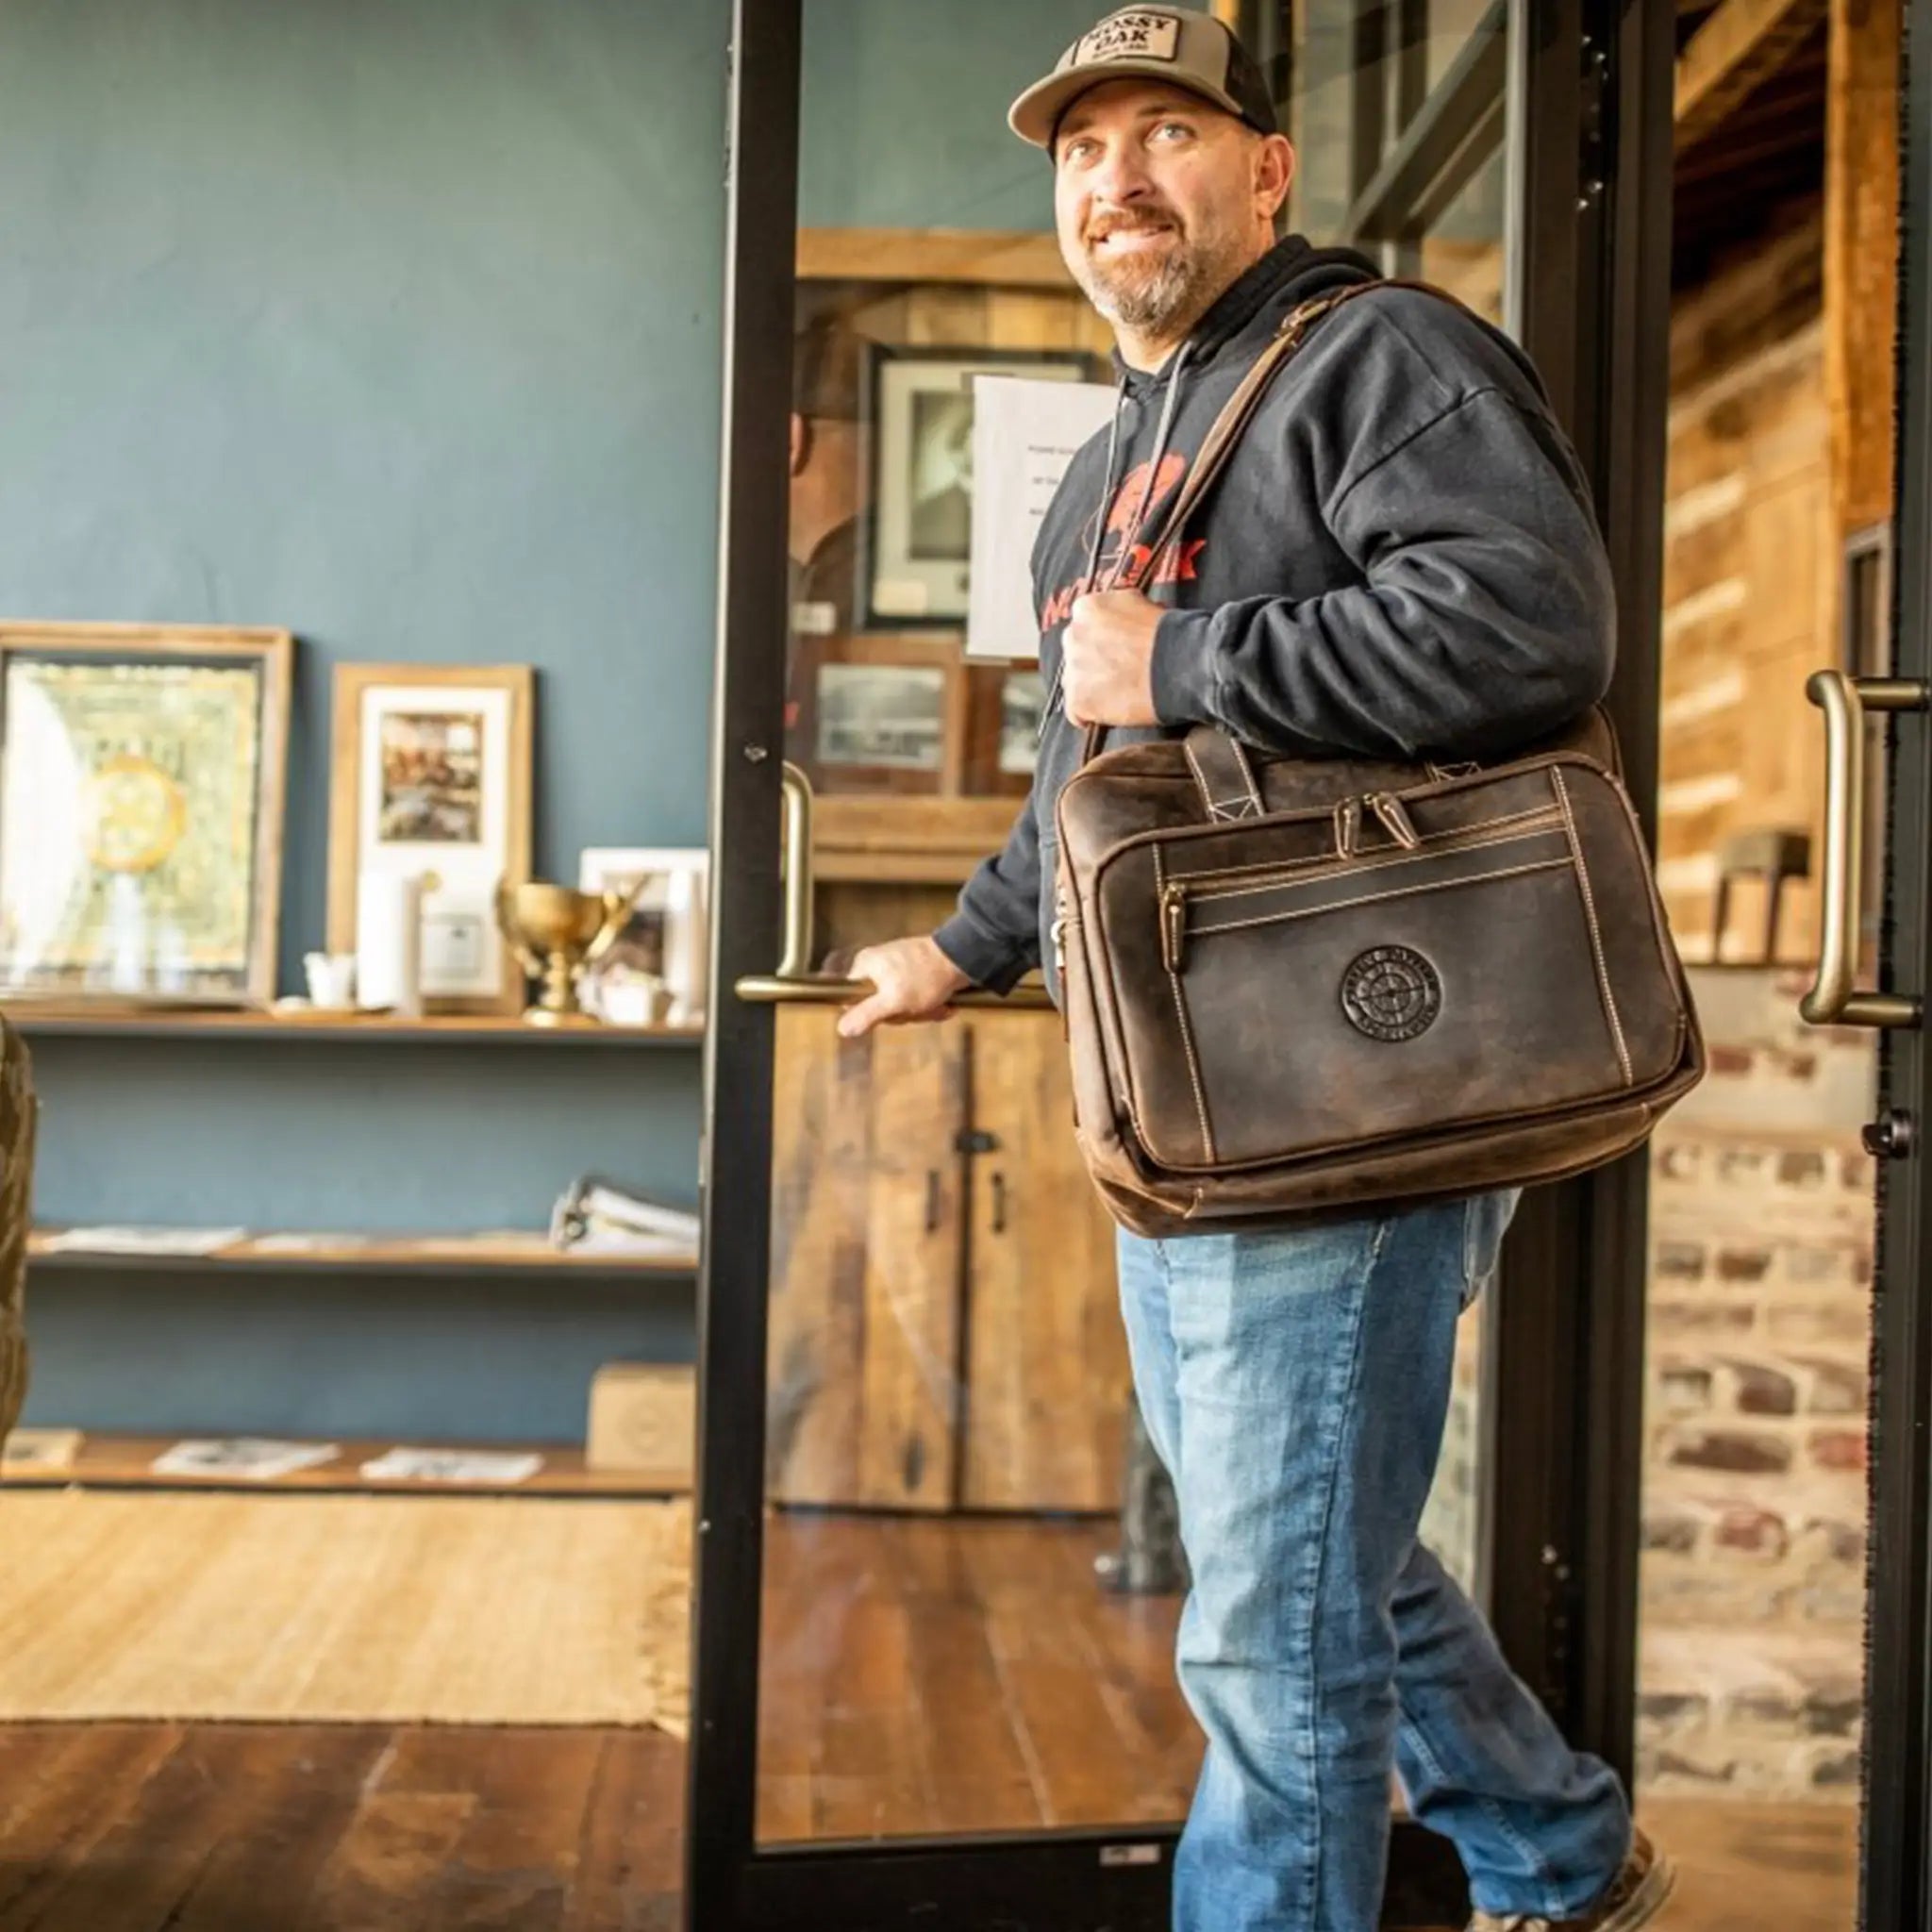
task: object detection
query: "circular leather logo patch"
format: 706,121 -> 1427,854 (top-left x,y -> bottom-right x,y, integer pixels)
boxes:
1341,945 -> 1441,1041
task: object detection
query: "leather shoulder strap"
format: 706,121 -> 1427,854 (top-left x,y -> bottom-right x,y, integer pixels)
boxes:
1077,276 -> 1470,768
1139,276 -> 1470,575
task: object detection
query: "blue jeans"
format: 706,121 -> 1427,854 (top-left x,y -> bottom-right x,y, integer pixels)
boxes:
1117,1193 -> 1630,1932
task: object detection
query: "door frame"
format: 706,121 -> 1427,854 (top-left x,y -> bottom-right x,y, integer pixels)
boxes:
1860,0 -> 1932,1917
685,1 -> 1677,1924
1482,0 -> 1678,1778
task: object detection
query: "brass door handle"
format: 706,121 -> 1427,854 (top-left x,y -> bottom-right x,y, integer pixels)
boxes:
1800,670 -> 1927,1027
734,973 -> 1052,1010
775,760 -> 815,980
733,759 -> 1052,1008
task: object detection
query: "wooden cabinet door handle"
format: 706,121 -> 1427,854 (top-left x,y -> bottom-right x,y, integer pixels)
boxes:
925,1170 -> 942,1234
991,1171 -> 1008,1235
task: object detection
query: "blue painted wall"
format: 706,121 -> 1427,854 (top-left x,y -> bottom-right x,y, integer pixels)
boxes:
6,0 -> 729,1441
7,0 -> 1123,1442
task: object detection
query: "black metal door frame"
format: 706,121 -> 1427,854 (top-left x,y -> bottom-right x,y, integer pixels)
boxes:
1482,0 -> 1676,1782
686,2 -> 1677,1924
1860,0 -> 1932,1919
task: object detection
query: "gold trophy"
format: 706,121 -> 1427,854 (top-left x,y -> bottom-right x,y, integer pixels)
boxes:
493,880 -> 634,1025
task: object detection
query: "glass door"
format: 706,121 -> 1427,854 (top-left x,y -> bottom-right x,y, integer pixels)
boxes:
689,2 -> 1676,1925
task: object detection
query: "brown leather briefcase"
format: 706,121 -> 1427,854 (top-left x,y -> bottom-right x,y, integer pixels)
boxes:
1050,289 -> 1704,1239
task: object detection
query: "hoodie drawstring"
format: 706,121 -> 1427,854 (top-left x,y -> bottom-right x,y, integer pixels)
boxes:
1039,340 -> 1192,739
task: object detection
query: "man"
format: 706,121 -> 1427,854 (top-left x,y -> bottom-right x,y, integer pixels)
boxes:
839,9 -> 1671,1932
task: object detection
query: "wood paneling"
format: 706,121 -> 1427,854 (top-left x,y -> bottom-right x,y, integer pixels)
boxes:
1824,0 -> 1899,536
797,227 -> 1076,290
812,794 -> 1024,886
960,1013 -> 1130,1511
814,882 -> 962,969
764,1006 -> 1127,1515
766,1008 -> 968,1509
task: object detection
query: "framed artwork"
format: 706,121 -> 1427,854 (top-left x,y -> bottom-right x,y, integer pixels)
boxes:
327,663 -> 533,1014
818,663 -> 946,773
0,623 -> 292,1006
961,664 -> 1044,798
791,633 -> 969,797
576,847 -> 709,1026
863,345 -> 1097,629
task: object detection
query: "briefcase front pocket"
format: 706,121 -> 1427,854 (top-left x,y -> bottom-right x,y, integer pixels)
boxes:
1090,760 -> 1690,1175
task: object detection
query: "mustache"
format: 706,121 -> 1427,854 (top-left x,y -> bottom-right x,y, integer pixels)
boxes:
1086,208 -> 1182,243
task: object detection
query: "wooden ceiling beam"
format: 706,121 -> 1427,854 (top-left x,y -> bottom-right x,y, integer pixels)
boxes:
1674,0 -> 1827,148
1824,0 -> 1901,534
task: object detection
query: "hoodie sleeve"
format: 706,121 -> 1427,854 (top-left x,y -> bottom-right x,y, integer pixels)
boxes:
931,789 -> 1042,993
1146,387 -> 1616,759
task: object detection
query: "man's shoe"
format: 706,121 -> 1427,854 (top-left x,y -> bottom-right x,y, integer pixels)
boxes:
1466,1827 -> 1675,1931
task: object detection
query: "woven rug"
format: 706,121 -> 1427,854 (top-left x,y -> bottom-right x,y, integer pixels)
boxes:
0,1490 -> 691,1734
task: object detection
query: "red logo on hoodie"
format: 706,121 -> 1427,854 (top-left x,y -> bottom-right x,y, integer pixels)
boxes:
1040,454 -> 1208,630
1105,454 -> 1188,534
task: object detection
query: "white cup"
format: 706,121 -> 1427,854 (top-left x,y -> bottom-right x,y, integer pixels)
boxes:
356,872 -> 425,1017
303,951 -> 358,1008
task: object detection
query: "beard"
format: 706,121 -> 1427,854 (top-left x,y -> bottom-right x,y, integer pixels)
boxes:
1071,208 -> 1248,337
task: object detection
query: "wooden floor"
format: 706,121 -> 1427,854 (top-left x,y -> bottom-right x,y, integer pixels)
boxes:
0,1507 -> 1863,1927
0,1724 -> 684,1931
0,1722 -> 1858,1930
759,1511 -> 1197,1840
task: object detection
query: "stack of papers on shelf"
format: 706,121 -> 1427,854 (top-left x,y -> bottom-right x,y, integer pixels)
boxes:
549,1176 -> 700,1257
359,1446 -> 544,1484
2,1426 -> 81,1472
37,1225 -> 247,1257
150,1438 -> 340,1480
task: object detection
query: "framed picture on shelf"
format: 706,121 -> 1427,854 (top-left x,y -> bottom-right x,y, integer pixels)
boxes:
576,847 -> 709,1026
818,661 -> 947,777
793,628 -> 970,797
327,663 -> 532,1014
0,622 -> 293,1006
961,663 -> 1045,798
863,345 -> 1097,629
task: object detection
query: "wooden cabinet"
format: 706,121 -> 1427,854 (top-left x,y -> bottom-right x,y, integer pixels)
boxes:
766,1005 -> 1129,1514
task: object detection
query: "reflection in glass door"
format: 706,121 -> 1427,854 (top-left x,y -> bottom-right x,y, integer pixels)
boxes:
690,3 -> 1674,1925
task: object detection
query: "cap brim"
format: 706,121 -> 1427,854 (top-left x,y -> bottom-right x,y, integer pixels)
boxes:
1007,66 -> 1245,149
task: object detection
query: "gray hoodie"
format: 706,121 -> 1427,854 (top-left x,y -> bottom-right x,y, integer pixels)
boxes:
932,234 -> 1616,999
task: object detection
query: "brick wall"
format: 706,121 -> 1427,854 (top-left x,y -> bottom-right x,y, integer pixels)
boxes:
1638,965 -> 1876,1799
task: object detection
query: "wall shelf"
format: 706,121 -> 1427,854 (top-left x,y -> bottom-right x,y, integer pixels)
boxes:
28,1228 -> 700,1278
1,1431 -> 690,1498
7,1007 -> 706,1048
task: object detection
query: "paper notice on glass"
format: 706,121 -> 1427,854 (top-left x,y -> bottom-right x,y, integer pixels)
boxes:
966,375 -> 1117,662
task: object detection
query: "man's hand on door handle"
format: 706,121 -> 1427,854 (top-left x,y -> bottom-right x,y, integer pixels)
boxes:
837,936 -> 972,1040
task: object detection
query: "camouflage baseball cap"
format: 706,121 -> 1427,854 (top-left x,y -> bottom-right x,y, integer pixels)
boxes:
1008,7 -> 1279,151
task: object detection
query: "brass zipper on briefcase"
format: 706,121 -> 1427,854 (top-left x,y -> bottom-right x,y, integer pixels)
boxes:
1158,806 -> 1567,975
